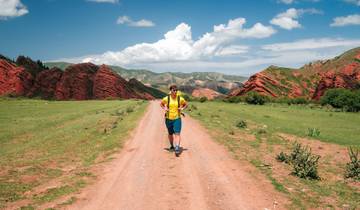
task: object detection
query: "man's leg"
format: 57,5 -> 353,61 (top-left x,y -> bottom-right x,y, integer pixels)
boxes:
168,134 -> 174,148
173,134 -> 180,147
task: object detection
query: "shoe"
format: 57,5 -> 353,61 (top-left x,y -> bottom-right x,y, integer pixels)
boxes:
175,145 -> 180,156
169,145 -> 175,151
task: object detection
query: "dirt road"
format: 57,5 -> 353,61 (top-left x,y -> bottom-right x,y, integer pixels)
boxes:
70,101 -> 286,210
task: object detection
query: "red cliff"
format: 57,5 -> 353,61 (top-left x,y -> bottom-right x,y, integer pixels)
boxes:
0,59 -> 33,96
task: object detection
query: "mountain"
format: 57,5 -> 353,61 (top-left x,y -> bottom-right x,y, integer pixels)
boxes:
45,62 -> 247,95
128,78 -> 167,99
0,55 -> 165,100
229,47 -> 360,100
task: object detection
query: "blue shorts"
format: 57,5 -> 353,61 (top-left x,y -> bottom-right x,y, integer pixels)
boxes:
165,118 -> 182,135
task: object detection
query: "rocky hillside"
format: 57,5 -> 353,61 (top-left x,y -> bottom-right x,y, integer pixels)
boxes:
0,56 -> 165,100
46,62 -> 246,96
229,47 -> 360,100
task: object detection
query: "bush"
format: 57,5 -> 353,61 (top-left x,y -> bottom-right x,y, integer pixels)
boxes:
199,97 -> 207,103
245,92 -> 268,105
227,96 -> 242,103
126,107 -> 134,113
276,152 -> 288,163
236,120 -> 247,128
182,94 -> 191,101
277,142 -> 320,180
321,89 -> 360,112
307,128 -> 320,137
188,104 -> 198,112
345,147 -> 360,180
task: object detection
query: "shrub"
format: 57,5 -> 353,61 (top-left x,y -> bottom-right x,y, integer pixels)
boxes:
126,107 -> 134,113
277,142 -> 320,179
290,143 -> 320,179
188,104 -> 198,112
276,152 -> 288,163
245,91 -> 268,105
182,94 -> 191,101
199,97 -> 207,103
321,89 -> 360,112
227,96 -> 242,103
236,120 -> 247,128
307,128 -> 320,137
345,147 -> 360,180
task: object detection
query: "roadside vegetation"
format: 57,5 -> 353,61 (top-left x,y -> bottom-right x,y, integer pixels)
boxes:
188,100 -> 360,209
0,98 -> 148,209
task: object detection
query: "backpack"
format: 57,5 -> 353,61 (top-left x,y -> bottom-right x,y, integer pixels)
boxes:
165,95 -> 180,119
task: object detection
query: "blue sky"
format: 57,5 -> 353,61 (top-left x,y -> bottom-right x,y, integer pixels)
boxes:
0,0 -> 359,76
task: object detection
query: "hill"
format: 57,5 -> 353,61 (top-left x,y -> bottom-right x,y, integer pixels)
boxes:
0,55 -> 166,100
229,47 -> 360,100
46,62 -> 246,96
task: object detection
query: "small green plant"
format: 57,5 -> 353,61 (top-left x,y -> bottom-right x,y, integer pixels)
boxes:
227,96 -> 242,103
345,147 -> 360,180
236,120 -> 247,128
199,97 -> 207,103
307,128 -> 320,137
277,142 -> 320,179
188,104 -> 198,112
276,152 -> 288,163
126,107 -> 134,113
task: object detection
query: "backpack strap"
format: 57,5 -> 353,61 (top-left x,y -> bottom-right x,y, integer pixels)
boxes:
167,95 -> 170,118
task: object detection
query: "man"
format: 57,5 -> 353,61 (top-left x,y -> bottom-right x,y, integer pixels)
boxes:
160,85 -> 188,156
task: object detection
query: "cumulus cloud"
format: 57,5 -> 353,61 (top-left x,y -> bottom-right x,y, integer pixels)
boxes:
262,38 -> 360,51
117,16 -> 155,27
79,18 -> 275,65
330,14 -> 360,27
343,0 -> 360,6
270,8 -> 322,30
0,0 -> 28,20
87,0 -> 119,3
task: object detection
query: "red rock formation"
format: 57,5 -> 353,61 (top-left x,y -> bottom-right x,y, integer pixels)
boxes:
93,65 -> 142,99
0,59 -> 33,96
229,72 -> 278,97
55,63 -> 99,100
28,68 -> 63,99
191,88 -> 223,100
230,47 -> 360,100
312,62 -> 360,100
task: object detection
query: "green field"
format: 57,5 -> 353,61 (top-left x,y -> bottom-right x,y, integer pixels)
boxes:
0,98 -> 148,209
189,101 -> 360,209
190,101 -> 360,146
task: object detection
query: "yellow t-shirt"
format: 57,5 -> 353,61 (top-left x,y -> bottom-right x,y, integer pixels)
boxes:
162,95 -> 186,120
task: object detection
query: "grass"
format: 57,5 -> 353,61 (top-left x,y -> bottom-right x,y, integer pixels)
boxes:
0,98 -> 148,209
190,101 -> 360,146
188,101 -> 360,209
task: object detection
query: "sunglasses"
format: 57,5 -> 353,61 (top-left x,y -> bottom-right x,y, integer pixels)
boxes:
171,89 -> 177,92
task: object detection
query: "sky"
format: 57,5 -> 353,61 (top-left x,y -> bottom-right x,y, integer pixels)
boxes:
0,0 -> 359,76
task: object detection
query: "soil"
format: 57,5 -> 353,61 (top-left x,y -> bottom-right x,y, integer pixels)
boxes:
67,101 -> 288,210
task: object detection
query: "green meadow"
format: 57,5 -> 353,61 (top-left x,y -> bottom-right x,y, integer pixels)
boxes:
189,101 -> 360,209
0,98 -> 148,209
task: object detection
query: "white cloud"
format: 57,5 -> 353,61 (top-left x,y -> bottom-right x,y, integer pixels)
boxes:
343,0 -> 360,6
262,38 -> 360,51
117,16 -> 155,27
270,8 -> 322,30
278,0 -> 320,4
278,0 -> 295,4
87,0 -> 119,3
78,18 -> 275,65
0,0 -> 28,20
214,45 -> 249,56
330,14 -> 360,27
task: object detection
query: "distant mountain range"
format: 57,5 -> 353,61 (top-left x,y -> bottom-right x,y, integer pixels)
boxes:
45,62 -> 247,98
229,47 -> 360,100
